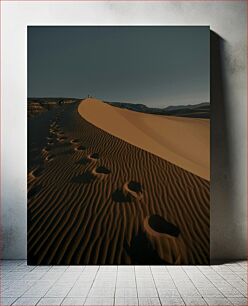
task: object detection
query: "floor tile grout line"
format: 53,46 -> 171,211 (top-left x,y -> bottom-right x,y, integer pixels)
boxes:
18,273 -> 57,299
60,265 -> 86,304
9,296 -> 18,306
19,265 -> 84,302
211,267 -> 247,297
182,266 -> 208,303
134,266 -> 139,304
113,266 -> 118,305
8,296 -> 42,306
195,266 -> 227,298
165,267 -> 185,306
203,268 -> 247,297
232,269 -> 247,282
34,295 -> 42,306
149,266 -> 162,306
226,296 -> 248,306
14,274 -> 46,300
83,266 -> 100,305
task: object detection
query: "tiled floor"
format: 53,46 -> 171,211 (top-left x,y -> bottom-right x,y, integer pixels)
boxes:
1,261 -> 247,305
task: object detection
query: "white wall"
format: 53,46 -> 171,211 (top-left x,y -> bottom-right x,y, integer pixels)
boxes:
1,1 -> 246,261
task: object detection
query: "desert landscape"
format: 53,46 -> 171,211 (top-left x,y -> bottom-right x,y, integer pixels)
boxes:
28,97 -> 210,265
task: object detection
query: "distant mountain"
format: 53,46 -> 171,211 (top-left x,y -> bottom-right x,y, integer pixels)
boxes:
105,101 -> 210,118
28,97 -> 81,117
28,97 -> 80,104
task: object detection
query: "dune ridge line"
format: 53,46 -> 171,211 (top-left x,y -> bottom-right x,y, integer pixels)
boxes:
78,98 -> 210,180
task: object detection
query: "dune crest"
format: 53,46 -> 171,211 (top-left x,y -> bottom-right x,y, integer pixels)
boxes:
78,98 -> 210,180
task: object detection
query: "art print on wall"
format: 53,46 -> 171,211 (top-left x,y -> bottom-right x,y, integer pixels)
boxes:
28,26 -> 210,265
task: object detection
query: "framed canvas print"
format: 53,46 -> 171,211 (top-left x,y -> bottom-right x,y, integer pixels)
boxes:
27,26 -> 210,265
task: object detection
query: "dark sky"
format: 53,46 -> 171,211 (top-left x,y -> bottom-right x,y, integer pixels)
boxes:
28,26 -> 209,107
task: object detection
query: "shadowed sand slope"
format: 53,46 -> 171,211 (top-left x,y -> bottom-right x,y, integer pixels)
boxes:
79,98 -> 210,180
28,101 -> 210,265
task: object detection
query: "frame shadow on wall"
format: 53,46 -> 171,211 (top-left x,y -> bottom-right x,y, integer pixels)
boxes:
210,31 -> 240,263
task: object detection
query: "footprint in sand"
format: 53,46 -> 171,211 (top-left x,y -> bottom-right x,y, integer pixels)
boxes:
47,137 -> 57,145
48,130 -> 57,137
72,171 -> 96,184
124,181 -> 143,200
88,153 -> 100,161
57,136 -> 67,142
45,154 -> 55,162
145,215 -> 180,237
47,142 -> 54,146
28,185 -> 42,200
112,189 -> 132,203
112,180 -> 143,202
143,214 -> 185,264
74,145 -> 87,152
42,146 -> 51,153
70,139 -> 80,144
92,166 -> 111,176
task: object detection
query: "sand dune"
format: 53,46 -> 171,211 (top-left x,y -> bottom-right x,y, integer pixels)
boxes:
28,100 -> 210,265
79,98 -> 210,180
